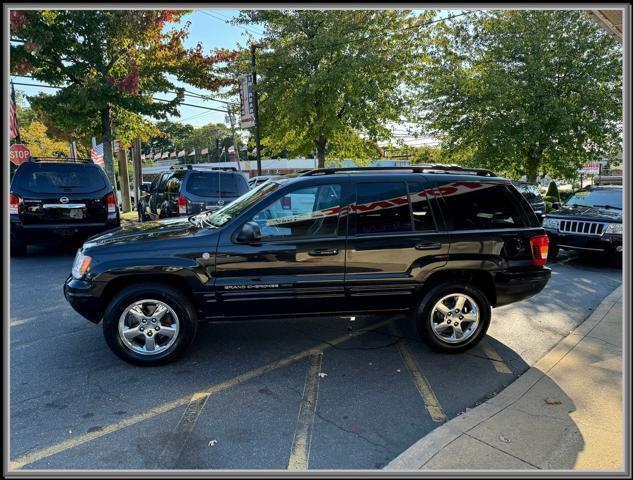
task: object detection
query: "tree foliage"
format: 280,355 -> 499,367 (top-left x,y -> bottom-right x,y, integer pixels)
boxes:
411,10 -> 622,182
10,10 -> 235,183
232,10 -> 433,167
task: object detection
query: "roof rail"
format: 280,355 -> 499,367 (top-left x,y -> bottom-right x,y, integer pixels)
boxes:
169,164 -> 238,172
29,157 -> 95,164
299,164 -> 497,177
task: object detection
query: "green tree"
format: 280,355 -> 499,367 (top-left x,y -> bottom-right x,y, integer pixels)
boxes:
411,10 -> 622,182
233,10 -> 434,167
145,120 -> 195,155
10,10 -> 235,184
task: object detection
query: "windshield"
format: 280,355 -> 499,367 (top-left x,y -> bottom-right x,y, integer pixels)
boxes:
565,189 -> 622,209
205,180 -> 283,227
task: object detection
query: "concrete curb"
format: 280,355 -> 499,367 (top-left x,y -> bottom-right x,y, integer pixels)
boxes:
385,285 -> 623,470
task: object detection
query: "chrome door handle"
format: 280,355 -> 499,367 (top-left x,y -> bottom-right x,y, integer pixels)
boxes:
308,248 -> 339,256
415,242 -> 442,250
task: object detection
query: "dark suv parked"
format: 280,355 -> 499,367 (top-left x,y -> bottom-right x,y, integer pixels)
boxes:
10,160 -> 120,255
64,165 -> 551,365
542,185 -> 622,258
138,165 -> 249,221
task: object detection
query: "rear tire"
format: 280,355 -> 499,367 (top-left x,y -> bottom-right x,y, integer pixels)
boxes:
102,283 -> 198,365
414,282 -> 491,353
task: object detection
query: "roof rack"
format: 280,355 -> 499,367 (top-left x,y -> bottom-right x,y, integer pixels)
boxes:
299,164 -> 497,177
170,164 -> 238,172
29,157 -> 95,164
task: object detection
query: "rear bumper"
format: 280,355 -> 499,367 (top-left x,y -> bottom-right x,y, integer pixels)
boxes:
10,218 -> 119,245
63,275 -> 103,324
546,231 -> 622,254
494,267 -> 551,307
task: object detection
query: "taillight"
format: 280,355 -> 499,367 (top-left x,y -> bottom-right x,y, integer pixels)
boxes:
9,193 -> 20,215
530,235 -> 549,266
105,193 -> 117,214
178,195 -> 187,215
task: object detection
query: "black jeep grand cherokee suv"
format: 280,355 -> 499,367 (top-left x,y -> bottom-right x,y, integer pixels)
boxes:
64,166 -> 551,365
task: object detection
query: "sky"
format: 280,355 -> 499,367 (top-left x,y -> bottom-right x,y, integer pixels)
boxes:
12,8 -> 442,146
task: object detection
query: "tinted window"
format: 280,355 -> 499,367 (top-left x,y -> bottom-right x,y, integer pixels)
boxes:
513,183 -> 543,202
441,182 -> 527,230
251,184 -> 341,239
355,182 -> 412,234
157,173 -> 171,192
148,175 -> 161,193
186,172 -> 248,197
15,163 -> 107,194
566,188 -> 622,209
408,182 -> 436,232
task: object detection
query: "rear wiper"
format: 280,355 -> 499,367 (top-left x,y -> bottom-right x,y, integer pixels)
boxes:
592,204 -> 622,210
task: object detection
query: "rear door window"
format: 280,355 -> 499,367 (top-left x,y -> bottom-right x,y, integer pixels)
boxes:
441,182 -> 527,230
15,163 -> 107,194
186,172 -> 247,197
354,182 -> 412,234
408,182 -> 436,232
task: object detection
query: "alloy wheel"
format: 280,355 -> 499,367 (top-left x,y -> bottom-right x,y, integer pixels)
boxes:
430,293 -> 480,344
118,299 -> 180,355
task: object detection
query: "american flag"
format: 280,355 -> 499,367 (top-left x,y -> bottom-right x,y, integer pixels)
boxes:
10,84 -> 20,141
91,143 -> 104,167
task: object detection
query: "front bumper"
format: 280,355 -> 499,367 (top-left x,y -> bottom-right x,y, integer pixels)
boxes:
494,267 -> 551,307
545,230 -> 622,254
64,275 -> 103,324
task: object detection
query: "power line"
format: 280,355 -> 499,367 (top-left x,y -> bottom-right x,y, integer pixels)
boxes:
12,81 -> 229,113
12,74 -> 238,107
198,10 -> 264,37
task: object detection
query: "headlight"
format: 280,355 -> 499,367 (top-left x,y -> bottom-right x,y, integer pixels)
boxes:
542,218 -> 559,230
604,223 -> 622,235
72,250 -> 92,279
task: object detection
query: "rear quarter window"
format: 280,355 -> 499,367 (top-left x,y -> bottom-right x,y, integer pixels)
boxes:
13,163 -> 108,194
185,172 -> 248,197
440,182 -> 529,230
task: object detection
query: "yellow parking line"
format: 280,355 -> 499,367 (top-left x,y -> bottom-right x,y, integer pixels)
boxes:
481,341 -> 512,374
10,318 -> 393,470
288,353 -> 323,470
390,324 -> 447,423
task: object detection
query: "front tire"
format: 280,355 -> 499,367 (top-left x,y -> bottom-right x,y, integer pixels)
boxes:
102,283 -> 198,365
414,282 -> 491,353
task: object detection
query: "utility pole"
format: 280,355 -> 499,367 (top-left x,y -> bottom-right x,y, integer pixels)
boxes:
215,138 -> 220,162
226,106 -> 242,172
132,138 -> 142,221
251,44 -> 263,176
117,144 -> 131,213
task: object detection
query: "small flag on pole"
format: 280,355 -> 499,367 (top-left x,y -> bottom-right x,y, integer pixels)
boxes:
200,147 -> 208,155
178,149 -> 186,157
188,148 -> 196,157
10,83 -> 20,141
91,143 -> 105,167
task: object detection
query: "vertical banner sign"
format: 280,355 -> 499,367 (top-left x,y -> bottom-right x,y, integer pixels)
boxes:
239,75 -> 255,128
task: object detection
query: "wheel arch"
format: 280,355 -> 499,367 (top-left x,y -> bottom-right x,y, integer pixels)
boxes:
420,269 -> 497,307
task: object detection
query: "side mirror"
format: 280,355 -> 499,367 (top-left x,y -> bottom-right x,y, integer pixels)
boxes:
236,221 -> 262,244
552,202 -> 561,210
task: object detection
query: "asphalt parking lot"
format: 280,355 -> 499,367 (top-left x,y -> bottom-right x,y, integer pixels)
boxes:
9,247 -> 622,470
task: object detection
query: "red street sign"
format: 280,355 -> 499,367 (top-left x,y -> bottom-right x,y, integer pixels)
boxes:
10,143 -> 31,165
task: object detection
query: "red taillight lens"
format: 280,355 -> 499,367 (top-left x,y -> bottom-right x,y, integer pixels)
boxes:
105,193 -> 117,214
178,195 -> 187,215
530,235 -> 549,266
10,193 -> 20,215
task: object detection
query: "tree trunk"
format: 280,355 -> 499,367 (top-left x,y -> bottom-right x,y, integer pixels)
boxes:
525,145 -> 542,183
100,107 -> 116,187
315,135 -> 327,168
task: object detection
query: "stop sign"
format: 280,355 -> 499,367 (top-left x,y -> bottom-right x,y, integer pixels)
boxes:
10,144 -> 31,165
